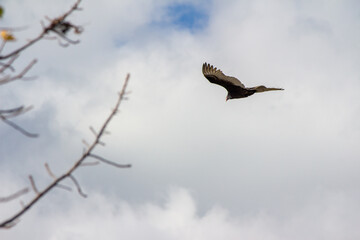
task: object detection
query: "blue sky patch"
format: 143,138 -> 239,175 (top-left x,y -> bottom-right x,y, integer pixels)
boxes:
165,3 -> 208,31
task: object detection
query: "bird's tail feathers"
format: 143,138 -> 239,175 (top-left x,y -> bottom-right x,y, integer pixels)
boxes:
250,85 -> 284,92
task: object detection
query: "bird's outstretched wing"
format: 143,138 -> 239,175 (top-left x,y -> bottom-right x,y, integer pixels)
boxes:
202,62 -> 245,89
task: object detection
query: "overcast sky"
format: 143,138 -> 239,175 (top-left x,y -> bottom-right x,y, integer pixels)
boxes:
1,0 -> 360,239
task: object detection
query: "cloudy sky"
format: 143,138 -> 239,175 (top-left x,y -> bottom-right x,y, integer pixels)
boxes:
1,0 -> 360,239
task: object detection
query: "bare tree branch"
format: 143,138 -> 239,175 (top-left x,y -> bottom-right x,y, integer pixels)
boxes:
0,0 -> 83,137
0,0 -> 82,60
0,74 -> 131,228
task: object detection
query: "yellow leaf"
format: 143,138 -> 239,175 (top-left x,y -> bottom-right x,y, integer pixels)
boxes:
1,30 -> 16,41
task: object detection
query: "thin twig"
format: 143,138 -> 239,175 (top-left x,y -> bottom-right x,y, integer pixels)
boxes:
0,54 -> 18,73
80,161 -> 100,167
44,163 -> 56,179
82,139 -> 90,148
55,184 -> 72,192
0,105 -> 33,118
53,31 -> 79,45
69,175 -> 87,198
0,188 -> 29,203
0,106 -> 24,115
90,154 -> 132,168
28,175 -> 39,195
0,116 -> 39,138
89,126 -> 97,136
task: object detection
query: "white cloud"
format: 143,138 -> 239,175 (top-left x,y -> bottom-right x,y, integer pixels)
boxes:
1,0 -> 360,238
2,188 -> 360,240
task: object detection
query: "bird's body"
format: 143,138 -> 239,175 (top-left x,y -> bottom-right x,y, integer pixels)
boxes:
202,63 -> 284,101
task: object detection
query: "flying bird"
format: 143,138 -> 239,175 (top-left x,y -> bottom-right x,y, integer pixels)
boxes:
202,63 -> 284,101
